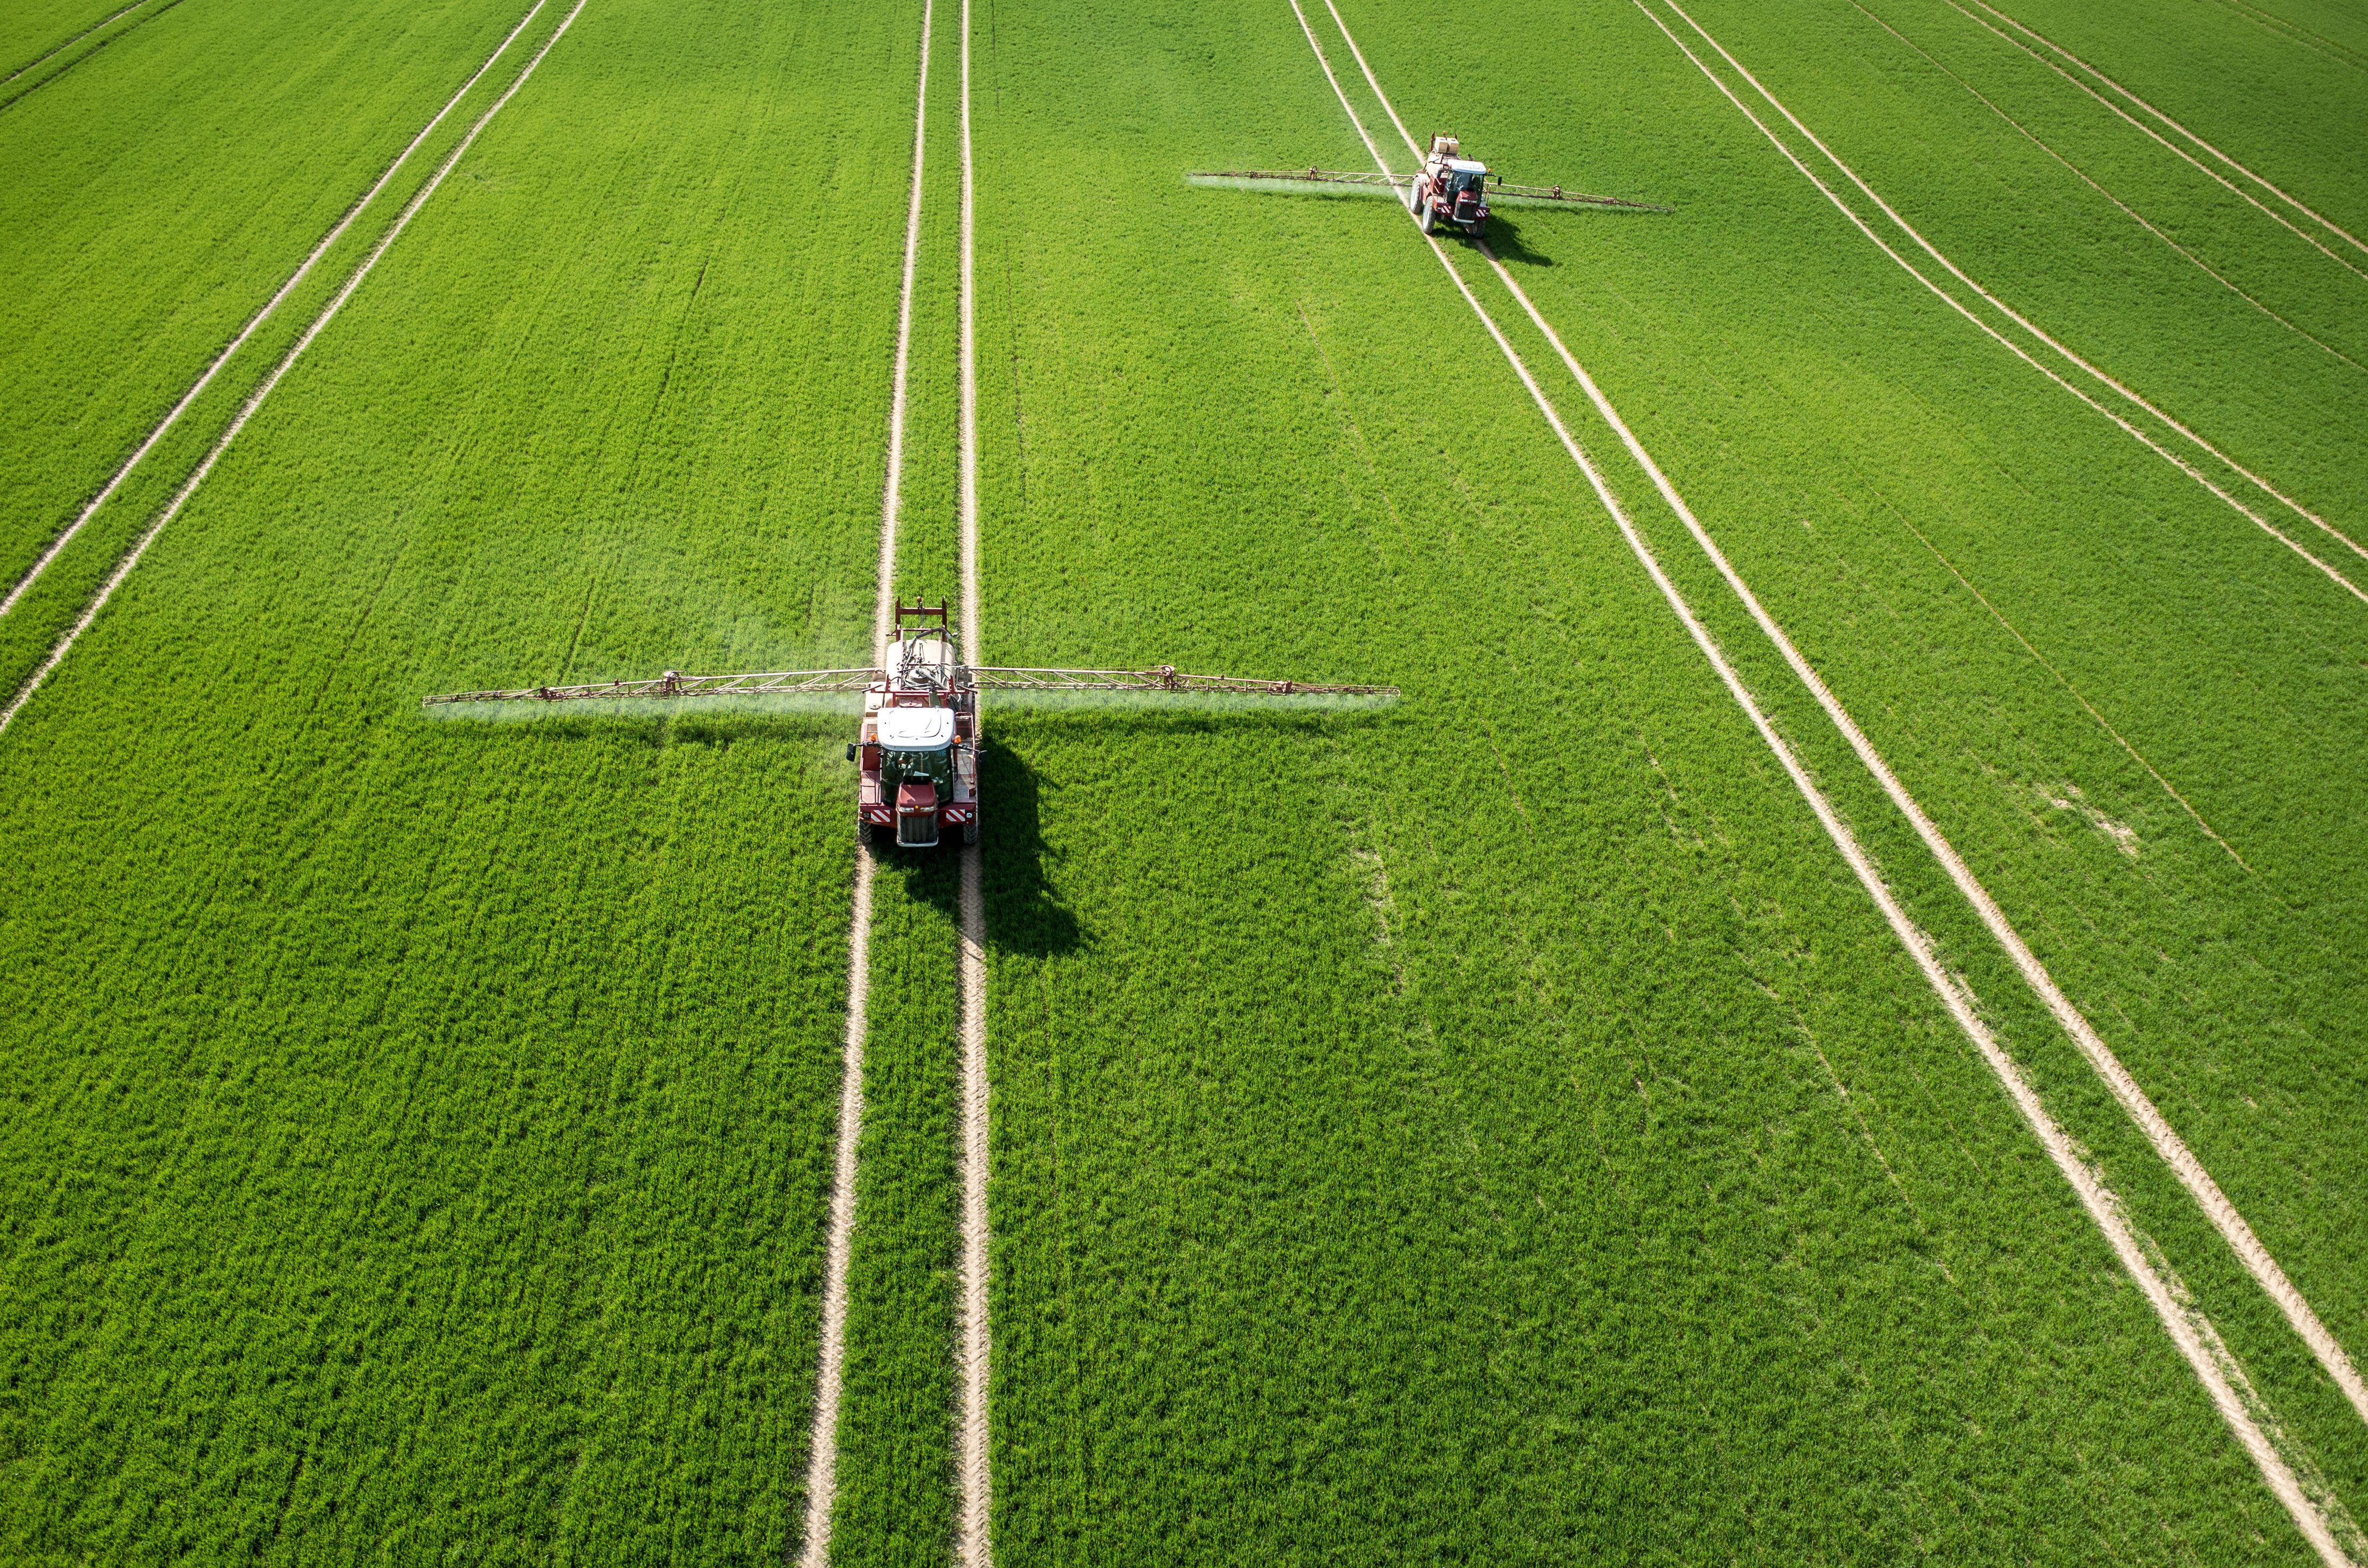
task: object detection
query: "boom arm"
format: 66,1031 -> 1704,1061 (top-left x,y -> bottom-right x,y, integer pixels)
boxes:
967,666 -> 1395,696
1188,169 -> 1669,212
424,663 -> 1394,705
422,667 -> 884,704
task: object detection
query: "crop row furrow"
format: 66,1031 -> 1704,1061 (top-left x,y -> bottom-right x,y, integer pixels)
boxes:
0,0 -> 553,623
1300,0 -> 2362,1557
1636,0 -> 2368,591
0,0 -> 590,737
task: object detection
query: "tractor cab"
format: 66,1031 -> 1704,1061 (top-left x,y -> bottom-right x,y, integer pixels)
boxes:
851,600 -> 982,850
877,704 -> 956,848
1415,135 -> 1493,235
1444,161 -> 1489,224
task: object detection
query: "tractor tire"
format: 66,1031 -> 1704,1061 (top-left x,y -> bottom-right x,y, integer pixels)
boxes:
1417,195 -> 1436,235
963,818 -> 980,847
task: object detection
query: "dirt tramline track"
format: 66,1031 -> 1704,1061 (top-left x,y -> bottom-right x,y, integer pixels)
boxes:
0,0 -> 558,620
1642,0 -> 2368,589
1627,0 -> 2368,610
955,0 -> 992,1558
1293,3 -> 2363,1556
0,0 -> 589,740
796,0 -> 935,1559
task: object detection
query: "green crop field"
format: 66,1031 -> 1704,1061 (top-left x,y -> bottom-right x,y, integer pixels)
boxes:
2,0 -> 2363,1558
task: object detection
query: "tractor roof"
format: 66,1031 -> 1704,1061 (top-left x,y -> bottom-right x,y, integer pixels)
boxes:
1447,158 -> 1486,173
878,705 -> 956,749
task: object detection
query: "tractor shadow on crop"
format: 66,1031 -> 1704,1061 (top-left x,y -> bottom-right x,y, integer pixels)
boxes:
1473,216 -> 1555,268
974,737 -> 1083,958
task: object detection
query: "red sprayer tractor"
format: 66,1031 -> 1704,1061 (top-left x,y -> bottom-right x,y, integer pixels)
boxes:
854,603 -> 978,848
1410,134 -> 1491,235
1189,132 -> 1668,239
423,600 -> 1395,852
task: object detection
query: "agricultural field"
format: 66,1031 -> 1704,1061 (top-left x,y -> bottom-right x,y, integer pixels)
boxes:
1,0 -> 2363,1560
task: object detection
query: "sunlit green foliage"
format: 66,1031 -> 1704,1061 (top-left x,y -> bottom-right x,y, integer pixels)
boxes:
2,0 -> 2364,1557
962,0 -> 2364,1559
0,0 -> 921,1552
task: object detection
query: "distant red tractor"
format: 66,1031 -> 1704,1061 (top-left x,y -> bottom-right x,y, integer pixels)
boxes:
849,603 -> 979,849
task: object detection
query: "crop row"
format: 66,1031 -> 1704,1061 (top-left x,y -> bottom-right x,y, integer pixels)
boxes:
0,0 -> 925,1552
0,0 -> 565,585
959,0 -> 2351,1558
1370,0 -> 2368,1505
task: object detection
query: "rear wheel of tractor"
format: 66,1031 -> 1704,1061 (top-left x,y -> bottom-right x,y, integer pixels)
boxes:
963,818 -> 980,847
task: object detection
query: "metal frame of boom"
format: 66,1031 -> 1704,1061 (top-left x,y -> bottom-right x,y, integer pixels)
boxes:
424,665 -> 1396,706
1189,168 -> 1670,212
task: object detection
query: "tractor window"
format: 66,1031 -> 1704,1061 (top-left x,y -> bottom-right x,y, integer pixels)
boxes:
1454,169 -> 1485,195
882,748 -> 951,788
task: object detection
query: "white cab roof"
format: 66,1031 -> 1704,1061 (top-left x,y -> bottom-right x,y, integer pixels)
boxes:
878,705 -> 955,749
1448,159 -> 1486,173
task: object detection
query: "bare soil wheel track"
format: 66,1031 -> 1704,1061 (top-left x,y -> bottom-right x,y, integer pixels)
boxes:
796,1 -> 935,1562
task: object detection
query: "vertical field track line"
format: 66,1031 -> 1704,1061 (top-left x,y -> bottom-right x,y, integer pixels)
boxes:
954,0 -> 994,1561
0,0 -> 589,740
1965,0 -> 2368,261
802,846 -> 877,1568
1624,1 -> 2368,607
1851,0 -> 2364,376
1292,6 -> 2363,1555
0,0 -> 554,620
798,2 -> 935,1563
1648,0 -> 2368,574
869,0 -> 933,660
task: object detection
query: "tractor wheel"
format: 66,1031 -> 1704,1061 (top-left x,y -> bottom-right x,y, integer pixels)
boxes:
1417,195 -> 1436,235
963,818 -> 980,847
